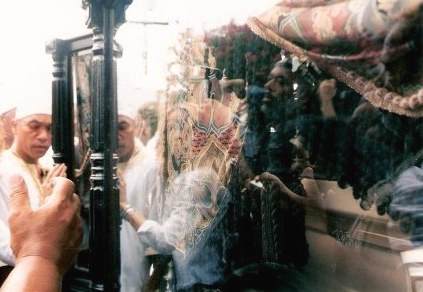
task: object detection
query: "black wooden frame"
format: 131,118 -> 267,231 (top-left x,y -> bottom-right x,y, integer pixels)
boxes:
46,1 -> 132,290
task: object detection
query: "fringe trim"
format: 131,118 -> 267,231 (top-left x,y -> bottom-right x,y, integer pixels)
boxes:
247,17 -> 423,118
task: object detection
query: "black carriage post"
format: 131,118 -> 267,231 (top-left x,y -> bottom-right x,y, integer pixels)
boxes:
84,0 -> 132,291
46,39 -> 75,182
47,33 -> 95,289
46,34 -> 94,182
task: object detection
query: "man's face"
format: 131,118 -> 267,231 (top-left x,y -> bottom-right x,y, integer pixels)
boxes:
261,66 -> 294,120
118,115 -> 136,162
264,66 -> 294,102
13,114 -> 52,163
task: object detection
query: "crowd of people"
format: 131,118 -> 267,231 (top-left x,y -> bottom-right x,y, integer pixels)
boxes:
0,7 -> 422,292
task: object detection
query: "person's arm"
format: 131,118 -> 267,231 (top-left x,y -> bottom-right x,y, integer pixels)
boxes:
1,256 -> 61,291
121,204 -> 146,231
118,172 -> 175,254
118,169 -> 146,231
0,175 -> 82,292
259,167 -> 325,209
318,78 -> 337,119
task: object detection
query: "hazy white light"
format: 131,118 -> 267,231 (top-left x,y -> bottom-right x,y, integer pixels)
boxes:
0,0 -> 279,110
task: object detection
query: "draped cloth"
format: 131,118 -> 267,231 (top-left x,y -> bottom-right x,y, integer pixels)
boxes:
138,168 -> 231,290
157,90 -> 242,256
162,82 -> 243,187
161,168 -> 229,256
158,30 -> 244,187
247,0 -> 423,117
152,32 -> 243,289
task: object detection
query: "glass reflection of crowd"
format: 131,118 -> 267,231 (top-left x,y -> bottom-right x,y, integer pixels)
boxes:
0,16 -> 422,292
117,24 -> 422,291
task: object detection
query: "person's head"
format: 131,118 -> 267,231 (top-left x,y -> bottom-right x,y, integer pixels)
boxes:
118,114 -> 136,163
261,60 -> 296,121
0,107 -> 16,152
135,101 -> 158,145
264,60 -> 295,102
12,114 -> 52,164
11,103 -> 52,164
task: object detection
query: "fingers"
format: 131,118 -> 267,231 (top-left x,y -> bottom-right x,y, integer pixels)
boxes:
277,179 -> 305,203
46,164 -> 67,180
319,78 -> 336,88
318,79 -> 337,99
260,172 -> 306,204
302,167 -> 320,196
8,175 -> 31,215
57,163 -> 67,177
301,167 -> 328,211
40,165 -> 68,200
49,177 -> 75,201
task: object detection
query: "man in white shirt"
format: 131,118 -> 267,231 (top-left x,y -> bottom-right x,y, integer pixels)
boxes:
0,102 -> 66,268
117,104 -> 158,292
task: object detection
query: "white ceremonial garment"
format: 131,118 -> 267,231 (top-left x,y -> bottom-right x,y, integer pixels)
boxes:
0,149 -> 50,266
145,132 -> 158,155
118,139 -> 158,292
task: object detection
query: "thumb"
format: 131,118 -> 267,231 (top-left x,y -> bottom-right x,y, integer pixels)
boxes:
8,175 -> 31,214
302,167 -> 321,197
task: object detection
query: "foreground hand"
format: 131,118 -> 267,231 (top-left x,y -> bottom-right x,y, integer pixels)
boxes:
8,175 -> 82,275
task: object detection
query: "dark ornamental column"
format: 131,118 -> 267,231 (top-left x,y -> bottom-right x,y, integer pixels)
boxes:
84,0 -> 132,290
46,39 -> 75,182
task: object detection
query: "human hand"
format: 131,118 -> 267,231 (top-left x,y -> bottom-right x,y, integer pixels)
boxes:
117,169 -> 129,209
259,171 -> 306,204
41,163 -> 67,201
300,167 -> 325,210
318,78 -> 337,103
289,136 -> 310,173
8,175 -> 82,275
318,78 -> 337,118
259,168 -> 325,209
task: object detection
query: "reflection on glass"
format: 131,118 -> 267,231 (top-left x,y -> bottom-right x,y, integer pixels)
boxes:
1,1 -> 421,291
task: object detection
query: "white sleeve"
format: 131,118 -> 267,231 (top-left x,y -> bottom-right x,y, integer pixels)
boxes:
0,177 -> 15,266
0,208 -> 15,266
137,220 -> 175,254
